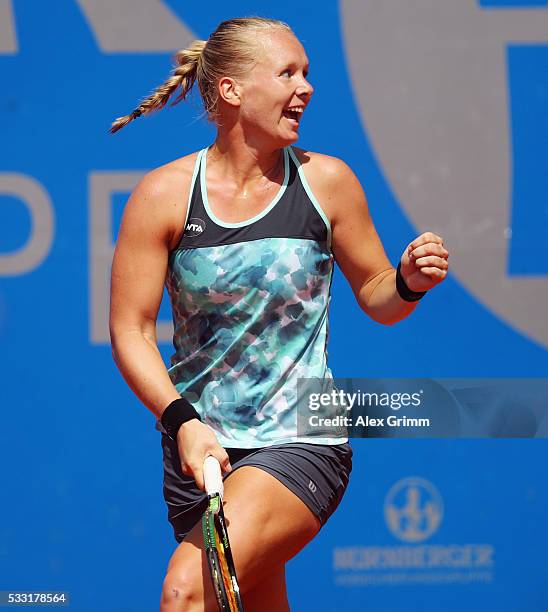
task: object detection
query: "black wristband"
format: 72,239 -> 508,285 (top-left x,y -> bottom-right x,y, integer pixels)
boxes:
396,262 -> 427,302
161,397 -> 202,441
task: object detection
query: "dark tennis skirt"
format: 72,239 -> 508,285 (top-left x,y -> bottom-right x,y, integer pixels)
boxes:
159,429 -> 353,543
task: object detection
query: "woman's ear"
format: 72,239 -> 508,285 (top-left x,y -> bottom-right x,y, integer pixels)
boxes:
218,77 -> 241,108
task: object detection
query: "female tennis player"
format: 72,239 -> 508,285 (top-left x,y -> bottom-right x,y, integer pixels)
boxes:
109,17 -> 449,611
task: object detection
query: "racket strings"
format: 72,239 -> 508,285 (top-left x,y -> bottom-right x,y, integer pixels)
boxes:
204,510 -> 228,608
214,525 -> 239,611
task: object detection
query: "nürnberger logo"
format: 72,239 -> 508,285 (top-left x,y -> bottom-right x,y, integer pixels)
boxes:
384,477 -> 443,543
332,475 -> 495,587
185,217 -> 205,237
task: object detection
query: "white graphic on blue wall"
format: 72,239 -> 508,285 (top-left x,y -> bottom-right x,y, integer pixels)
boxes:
341,0 -> 548,346
384,477 -> 443,543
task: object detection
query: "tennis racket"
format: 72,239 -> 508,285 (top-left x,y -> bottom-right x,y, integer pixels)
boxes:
202,456 -> 244,611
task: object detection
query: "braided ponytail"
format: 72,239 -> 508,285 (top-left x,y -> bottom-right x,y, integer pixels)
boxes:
109,17 -> 292,135
109,40 -> 206,134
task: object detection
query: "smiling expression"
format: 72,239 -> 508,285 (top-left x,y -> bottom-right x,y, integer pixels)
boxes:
235,30 -> 314,145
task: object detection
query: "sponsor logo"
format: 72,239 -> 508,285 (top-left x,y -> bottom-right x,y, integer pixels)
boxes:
308,480 -> 318,494
185,217 -> 205,237
341,1 -> 548,346
384,477 -> 443,543
1,1 -> 195,54
333,476 -> 496,587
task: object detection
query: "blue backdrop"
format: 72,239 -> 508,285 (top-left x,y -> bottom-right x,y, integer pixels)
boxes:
1,1 -> 547,610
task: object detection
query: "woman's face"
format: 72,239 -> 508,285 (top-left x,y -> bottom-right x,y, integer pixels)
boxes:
236,30 -> 314,146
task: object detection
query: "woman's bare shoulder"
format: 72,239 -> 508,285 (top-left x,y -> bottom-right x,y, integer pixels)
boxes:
290,147 -> 361,220
142,150 -> 201,195
122,150 -> 201,249
291,146 -> 353,178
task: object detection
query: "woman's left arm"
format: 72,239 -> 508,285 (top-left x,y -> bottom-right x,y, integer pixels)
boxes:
317,156 -> 449,325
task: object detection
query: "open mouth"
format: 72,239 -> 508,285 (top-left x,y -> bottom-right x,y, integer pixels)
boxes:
282,107 -> 304,125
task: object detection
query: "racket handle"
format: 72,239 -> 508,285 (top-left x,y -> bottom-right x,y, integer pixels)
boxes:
203,455 -> 224,499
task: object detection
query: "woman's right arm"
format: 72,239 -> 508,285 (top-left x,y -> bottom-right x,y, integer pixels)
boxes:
109,162 -> 231,487
110,168 -> 183,414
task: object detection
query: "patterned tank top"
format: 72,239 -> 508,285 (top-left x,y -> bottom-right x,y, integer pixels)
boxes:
165,146 -> 345,448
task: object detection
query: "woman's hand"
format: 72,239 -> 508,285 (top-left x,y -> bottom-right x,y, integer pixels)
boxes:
400,232 -> 449,293
176,419 -> 232,490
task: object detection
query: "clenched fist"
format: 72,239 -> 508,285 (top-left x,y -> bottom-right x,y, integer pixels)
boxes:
400,232 -> 449,293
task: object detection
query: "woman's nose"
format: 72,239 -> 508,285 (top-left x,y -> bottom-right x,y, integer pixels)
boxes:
297,78 -> 314,98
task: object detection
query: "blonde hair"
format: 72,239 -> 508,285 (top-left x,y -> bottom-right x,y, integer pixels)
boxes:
109,17 -> 292,134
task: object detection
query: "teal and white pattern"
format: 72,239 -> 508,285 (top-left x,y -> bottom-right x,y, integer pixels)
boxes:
166,236 -> 338,447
